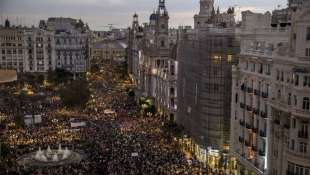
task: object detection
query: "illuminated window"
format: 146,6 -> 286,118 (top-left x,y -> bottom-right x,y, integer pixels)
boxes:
227,55 -> 233,63
213,55 -> 221,63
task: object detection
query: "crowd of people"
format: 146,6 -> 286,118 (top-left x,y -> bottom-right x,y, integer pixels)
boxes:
0,63 -> 223,175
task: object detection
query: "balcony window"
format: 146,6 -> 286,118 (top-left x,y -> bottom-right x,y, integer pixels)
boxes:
304,76 -> 310,87
295,74 -> 299,86
299,142 -> 307,154
303,97 -> 310,111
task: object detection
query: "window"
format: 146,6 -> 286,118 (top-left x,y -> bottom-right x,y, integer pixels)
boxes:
300,142 -> 307,153
266,64 -> 271,75
307,27 -> 310,41
291,139 -> 295,150
161,40 -> 165,47
303,97 -> 310,111
295,74 -> 300,86
227,55 -> 233,63
304,76 -> 310,87
276,70 -> 280,80
306,48 -> 310,57
288,93 -> 292,105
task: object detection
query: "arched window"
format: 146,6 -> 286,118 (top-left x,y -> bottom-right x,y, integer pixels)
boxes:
303,97 -> 310,110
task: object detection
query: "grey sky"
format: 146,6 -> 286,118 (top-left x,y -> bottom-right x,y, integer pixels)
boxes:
0,0 -> 287,30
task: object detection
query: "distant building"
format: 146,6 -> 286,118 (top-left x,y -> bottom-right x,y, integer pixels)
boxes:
0,23 -> 25,72
91,40 -> 127,64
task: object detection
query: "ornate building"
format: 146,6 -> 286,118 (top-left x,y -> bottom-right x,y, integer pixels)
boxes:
127,0 -> 178,119
230,2 -> 310,175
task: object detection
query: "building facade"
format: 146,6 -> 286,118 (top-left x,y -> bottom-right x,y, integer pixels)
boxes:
127,0 -> 178,119
231,2 -> 310,175
0,17 -> 91,74
0,20 -> 25,72
176,0 -> 239,168
230,11 -> 289,175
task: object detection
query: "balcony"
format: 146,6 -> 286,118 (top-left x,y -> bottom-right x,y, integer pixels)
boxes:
262,92 -> 269,98
253,108 -> 260,115
246,123 -> 252,130
240,120 -> 245,126
298,131 -> 309,139
260,130 -> 267,138
246,105 -> 253,112
240,103 -> 245,109
254,89 -> 261,96
260,111 -> 267,119
259,149 -> 266,157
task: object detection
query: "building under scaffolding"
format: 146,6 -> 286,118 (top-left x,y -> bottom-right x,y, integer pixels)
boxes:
177,27 -> 239,150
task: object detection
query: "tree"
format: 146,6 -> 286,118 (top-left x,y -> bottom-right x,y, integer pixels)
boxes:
59,80 -> 90,108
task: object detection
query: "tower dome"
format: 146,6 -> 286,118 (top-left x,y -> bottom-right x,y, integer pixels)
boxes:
150,13 -> 157,21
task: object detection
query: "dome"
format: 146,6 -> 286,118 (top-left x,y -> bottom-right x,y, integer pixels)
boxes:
150,13 -> 157,21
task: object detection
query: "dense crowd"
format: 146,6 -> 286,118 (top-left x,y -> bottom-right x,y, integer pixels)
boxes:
0,64 -> 223,175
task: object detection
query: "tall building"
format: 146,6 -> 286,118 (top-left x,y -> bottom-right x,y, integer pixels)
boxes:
230,2 -> 310,175
0,20 -> 25,72
127,0 -> 178,119
24,28 -> 55,73
0,17 -> 91,74
230,11 -> 288,175
269,4 -> 310,175
43,18 -> 91,74
176,0 -> 239,168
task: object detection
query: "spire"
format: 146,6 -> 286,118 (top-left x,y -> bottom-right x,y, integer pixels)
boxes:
212,7 -> 216,16
159,0 -> 165,8
157,0 -> 168,16
217,6 -> 220,14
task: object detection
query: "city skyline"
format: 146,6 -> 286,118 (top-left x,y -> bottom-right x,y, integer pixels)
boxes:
1,0 -> 287,30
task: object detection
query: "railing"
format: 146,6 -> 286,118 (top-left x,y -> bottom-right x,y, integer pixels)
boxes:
262,92 -> 269,98
254,89 -> 261,96
298,131 -> 309,139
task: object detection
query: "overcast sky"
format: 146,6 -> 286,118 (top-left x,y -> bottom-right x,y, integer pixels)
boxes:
0,0 -> 287,30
